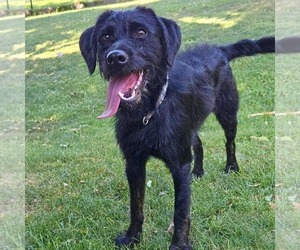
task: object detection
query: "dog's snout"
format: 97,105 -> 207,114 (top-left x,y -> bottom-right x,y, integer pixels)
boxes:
106,50 -> 129,65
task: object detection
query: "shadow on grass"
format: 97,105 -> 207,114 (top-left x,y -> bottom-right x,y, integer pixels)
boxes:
25,0 -> 274,71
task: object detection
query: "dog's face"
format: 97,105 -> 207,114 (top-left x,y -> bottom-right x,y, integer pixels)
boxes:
79,7 -> 181,118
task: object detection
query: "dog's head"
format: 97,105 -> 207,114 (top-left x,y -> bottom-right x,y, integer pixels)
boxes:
79,7 -> 181,118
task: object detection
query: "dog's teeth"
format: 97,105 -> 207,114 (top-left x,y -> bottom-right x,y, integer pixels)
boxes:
118,90 -> 136,101
134,71 -> 144,90
139,71 -> 143,81
132,89 -> 136,97
118,71 -> 143,101
118,92 -> 124,98
134,81 -> 140,90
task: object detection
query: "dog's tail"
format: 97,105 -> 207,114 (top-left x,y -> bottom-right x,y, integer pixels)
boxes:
220,36 -> 275,61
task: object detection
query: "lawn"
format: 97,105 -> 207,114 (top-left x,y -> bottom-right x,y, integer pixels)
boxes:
24,0 -> 123,10
0,15 -> 25,249
275,1 -> 300,249
0,0 -> 24,10
25,0 -> 275,249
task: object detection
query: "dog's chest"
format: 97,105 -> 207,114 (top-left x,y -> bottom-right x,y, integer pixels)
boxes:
116,118 -> 173,157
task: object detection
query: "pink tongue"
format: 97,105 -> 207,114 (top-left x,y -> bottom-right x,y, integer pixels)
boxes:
98,73 -> 139,119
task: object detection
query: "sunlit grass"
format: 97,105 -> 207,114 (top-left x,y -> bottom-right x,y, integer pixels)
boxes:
27,35 -> 79,60
0,0 -> 24,10
179,14 -> 243,29
24,0 -> 157,10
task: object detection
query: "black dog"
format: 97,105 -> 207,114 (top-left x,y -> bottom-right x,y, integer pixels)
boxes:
79,6 -> 274,249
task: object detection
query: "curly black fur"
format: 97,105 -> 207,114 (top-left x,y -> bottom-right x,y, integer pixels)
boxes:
79,6 -> 274,249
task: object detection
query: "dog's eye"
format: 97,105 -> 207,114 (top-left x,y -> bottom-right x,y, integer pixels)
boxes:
102,34 -> 111,42
136,28 -> 147,38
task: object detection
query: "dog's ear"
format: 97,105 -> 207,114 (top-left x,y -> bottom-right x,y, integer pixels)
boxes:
158,17 -> 181,67
79,26 -> 97,75
79,10 -> 115,75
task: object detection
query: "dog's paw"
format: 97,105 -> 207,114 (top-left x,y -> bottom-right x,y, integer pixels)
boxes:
115,232 -> 141,248
191,164 -> 204,179
191,169 -> 204,179
224,163 -> 239,173
169,242 -> 192,250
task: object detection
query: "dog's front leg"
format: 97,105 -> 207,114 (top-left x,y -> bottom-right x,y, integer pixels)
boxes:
169,163 -> 192,250
115,158 -> 146,248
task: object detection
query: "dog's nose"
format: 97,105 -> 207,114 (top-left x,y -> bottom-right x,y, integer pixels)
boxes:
106,50 -> 129,65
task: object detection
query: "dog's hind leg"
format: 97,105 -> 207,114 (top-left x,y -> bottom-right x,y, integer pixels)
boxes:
221,117 -> 239,173
115,157 -> 147,248
191,132 -> 204,178
214,86 -> 239,173
216,112 -> 239,173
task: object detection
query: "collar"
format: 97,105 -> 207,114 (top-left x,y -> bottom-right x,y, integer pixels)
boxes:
142,74 -> 169,125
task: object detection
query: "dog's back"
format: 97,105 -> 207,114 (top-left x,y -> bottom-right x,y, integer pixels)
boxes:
169,37 -> 275,122
175,37 -> 275,74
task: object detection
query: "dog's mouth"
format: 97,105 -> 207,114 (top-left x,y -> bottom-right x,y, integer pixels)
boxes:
98,71 -> 147,119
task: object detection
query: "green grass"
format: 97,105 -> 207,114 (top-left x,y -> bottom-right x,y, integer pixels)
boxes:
25,0 -> 275,249
0,0 -> 24,10
275,2 -> 300,248
0,15 -> 25,249
275,55 -> 300,250
24,0 -> 122,10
